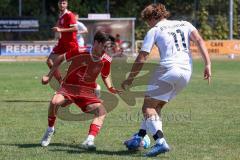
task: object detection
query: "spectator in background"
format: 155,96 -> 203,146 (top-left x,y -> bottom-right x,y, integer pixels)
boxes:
113,34 -> 124,57
74,13 -> 88,47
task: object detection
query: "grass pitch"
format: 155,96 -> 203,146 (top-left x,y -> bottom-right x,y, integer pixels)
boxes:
0,58 -> 240,160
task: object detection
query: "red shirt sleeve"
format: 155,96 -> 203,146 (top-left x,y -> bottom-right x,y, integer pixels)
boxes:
69,12 -> 76,27
101,60 -> 111,78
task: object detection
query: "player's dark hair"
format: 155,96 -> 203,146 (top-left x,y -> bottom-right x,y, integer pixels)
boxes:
58,0 -> 68,2
94,31 -> 115,44
141,3 -> 170,21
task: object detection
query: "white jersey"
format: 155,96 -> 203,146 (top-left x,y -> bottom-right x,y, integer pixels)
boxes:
76,21 -> 87,47
141,19 -> 197,69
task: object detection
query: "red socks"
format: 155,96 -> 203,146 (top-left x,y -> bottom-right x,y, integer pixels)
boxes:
48,118 -> 101,137
88,124 -> 101,136
48,116 -> 56,127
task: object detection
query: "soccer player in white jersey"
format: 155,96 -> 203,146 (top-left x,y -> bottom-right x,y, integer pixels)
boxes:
74,13 -> 88,47
121,3 -> 211,157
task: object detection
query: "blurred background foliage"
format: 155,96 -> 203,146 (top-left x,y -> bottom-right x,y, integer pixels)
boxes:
0,0 -> 239,40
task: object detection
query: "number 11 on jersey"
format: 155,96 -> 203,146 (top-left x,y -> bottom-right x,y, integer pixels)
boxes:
169,29 -> 187,51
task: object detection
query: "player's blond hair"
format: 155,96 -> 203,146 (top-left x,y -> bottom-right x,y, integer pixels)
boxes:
141,3 -> 170,21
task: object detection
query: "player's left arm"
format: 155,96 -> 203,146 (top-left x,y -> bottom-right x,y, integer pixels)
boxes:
101,59 -> 122,94
42,55 -> 65,85
102,75 -> 122,94
190,30 -> 211,84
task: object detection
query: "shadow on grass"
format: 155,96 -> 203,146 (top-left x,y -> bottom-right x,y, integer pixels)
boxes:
1,100 -> 49,103
51,148 -> 142,157
2,143 -> 147,157
1,143 -> 78,149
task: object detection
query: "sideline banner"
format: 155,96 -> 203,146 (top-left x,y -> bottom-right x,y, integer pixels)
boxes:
148,40 -> 240,58
0,41 -> 56,56
0,19 -> 39,32
190,40 -> 240,55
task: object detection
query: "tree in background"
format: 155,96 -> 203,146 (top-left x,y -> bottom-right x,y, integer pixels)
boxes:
0,0 -> 239,40
198,8 -> 213,40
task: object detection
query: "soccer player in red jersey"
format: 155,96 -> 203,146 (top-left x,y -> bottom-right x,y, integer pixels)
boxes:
47,0 -> 78,83
40,31 -> 121,150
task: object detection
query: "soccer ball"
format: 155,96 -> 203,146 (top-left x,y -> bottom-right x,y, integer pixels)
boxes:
131,133 -> 151,149
140,134 -> 151,149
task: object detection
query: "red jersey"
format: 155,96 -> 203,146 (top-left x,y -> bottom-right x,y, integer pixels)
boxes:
115,39 -> 123,45
63,47 -> 111,89
58,10 -> 77,43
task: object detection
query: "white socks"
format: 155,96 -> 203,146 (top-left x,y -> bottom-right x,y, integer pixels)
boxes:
145,114 -> 166,144
140,120 -> 147,130
48,127 -> 54,132
87,135 -> 95,142
145,115 -> 162,134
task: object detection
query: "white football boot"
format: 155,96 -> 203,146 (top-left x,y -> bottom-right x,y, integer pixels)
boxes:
41,129 -> 54,147
80,139 -> 96,151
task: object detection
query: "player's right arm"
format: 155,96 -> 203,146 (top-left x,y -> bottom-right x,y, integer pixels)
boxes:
190,30 -> 211,84
102,75 -> 122,94
121,51 -> 148,90
52,25 -> 77,33
52,12 -> 77,33
121,28 -> 155,90
55,19 -> 60,27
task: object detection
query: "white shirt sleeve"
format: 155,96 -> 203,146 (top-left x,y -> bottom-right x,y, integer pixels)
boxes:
77,21 -> 87,31
184,21 -> 197,36
140,27 -> 156,54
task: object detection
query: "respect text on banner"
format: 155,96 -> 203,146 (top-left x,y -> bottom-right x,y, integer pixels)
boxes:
0,41 -> 56,56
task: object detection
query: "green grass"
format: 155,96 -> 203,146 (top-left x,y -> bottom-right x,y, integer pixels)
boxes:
0,59 -> 240,160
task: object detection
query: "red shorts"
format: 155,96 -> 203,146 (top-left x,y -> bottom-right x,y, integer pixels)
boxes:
57,84 -> 101,112
52,41 -> 78,55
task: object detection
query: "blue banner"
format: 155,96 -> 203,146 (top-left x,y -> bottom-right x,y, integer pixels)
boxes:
0,41 -> 56,56
0,19 -> 39,32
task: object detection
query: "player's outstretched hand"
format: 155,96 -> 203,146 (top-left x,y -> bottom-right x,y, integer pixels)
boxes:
52,27 -> 61,32
42,75 -> 50,85
204,65 -> 211,85
121,79 -> 133,90
108,87 -> 123,94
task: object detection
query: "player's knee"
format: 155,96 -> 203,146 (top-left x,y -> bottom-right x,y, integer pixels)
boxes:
51,97 -> 63,106
46,58 -> 52,68
96,105 -> 107,117
142,106 -> 156,118
50,100 -> 58,107
142,104 -> 149,114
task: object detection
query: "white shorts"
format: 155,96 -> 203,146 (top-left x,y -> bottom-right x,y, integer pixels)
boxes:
145,66 -> 192,102
77,38 -> 84,47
